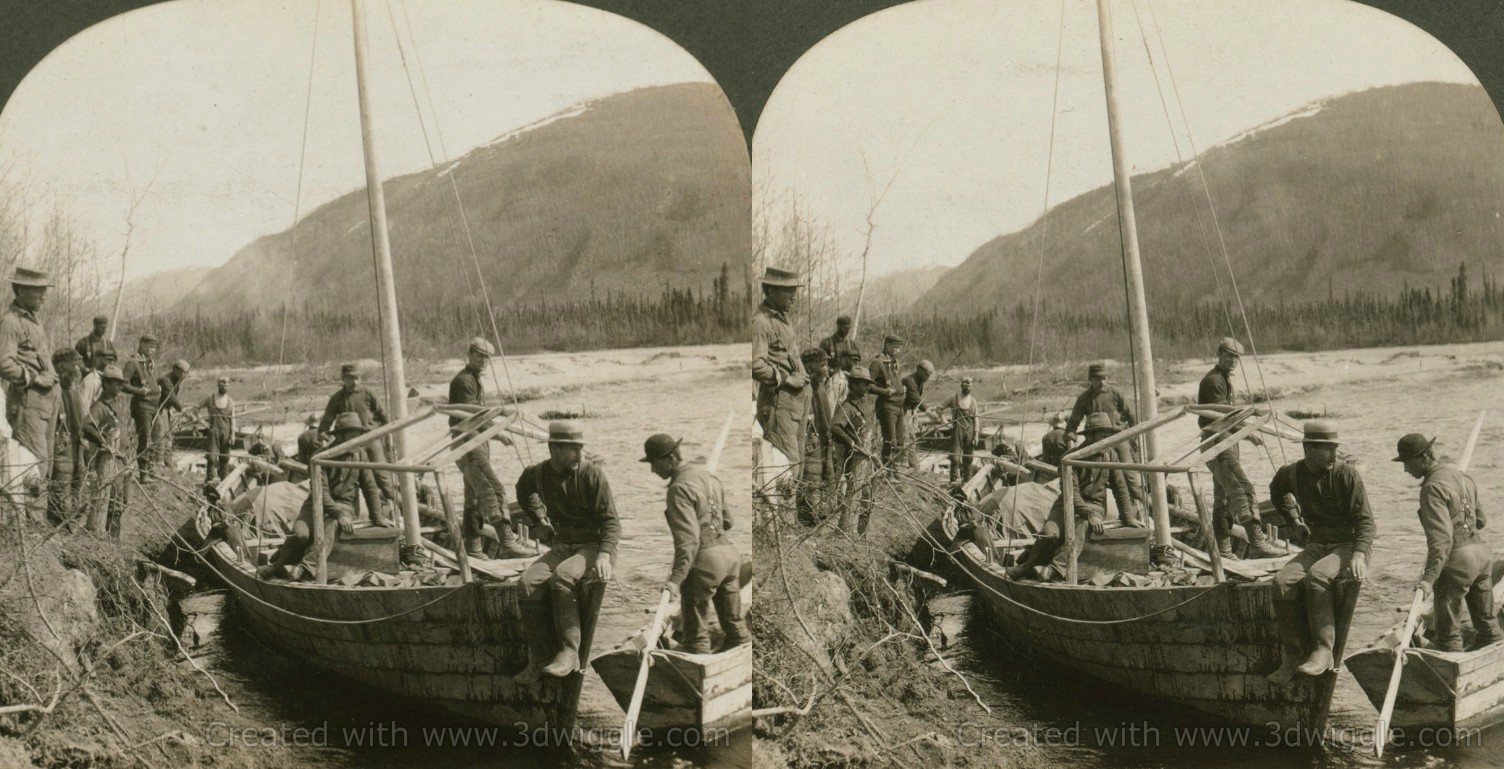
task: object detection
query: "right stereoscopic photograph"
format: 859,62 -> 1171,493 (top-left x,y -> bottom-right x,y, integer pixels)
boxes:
750,0 -> 1504,766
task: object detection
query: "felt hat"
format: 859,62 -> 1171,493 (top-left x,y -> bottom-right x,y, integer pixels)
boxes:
1302,420 -> 1340,445
10,267 -> 50,288
760,266 -> 803,288
548,420 -> 586,445
1392,433 -> 1435,462
101,365 -> 127,383
847,365 -> 875,384
639,433 -> 683,462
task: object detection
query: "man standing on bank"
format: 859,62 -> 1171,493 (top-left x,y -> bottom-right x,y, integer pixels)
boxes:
82,365 -> 129,538
1199,337 -> 1282,559
942,376 -> 980,483
870,334 -> 904,467
319,363 -> 395,523
156,359 -> 191,467
818,315 -> 860,371
1266,421 -> 1375,683
1396,432 -> 1504,651
449,337 -> 532,559
751,266 -> 808,501
643,433 -> 751,654
796,348 -> 834,525
49,349 -> 85,528
0,267 -> 58,474
74,315 -> 115,371
121,334 -> 161,482
513,421 -> 620,683
200,377 -> 236,483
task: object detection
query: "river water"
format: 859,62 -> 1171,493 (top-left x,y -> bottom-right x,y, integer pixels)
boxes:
922,341 -> 1504,768
170,345 -> 752,768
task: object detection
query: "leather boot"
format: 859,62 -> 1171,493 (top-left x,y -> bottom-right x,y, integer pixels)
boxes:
1265,600 -> 1306,684
1467,584 -> 1504,648
1216,535 -> 1236,560
1244,522 -> 1285,559
512,600 -> 555,685
464,535 -> 488,560
495,523 -> 537,560
1297,591 -> 1336,676
541,587 -> 582,677
713,585 -> 752,650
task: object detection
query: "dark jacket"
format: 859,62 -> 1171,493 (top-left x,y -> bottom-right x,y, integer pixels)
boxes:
516,460 -> 621,556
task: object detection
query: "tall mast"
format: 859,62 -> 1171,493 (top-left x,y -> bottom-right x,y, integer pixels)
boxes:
351,0 -> 422,547
1095,0 -> 1170,546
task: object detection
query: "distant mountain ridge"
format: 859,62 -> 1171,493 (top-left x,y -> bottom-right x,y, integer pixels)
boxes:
915,83 -> 1504,316
176,82 -> 749,317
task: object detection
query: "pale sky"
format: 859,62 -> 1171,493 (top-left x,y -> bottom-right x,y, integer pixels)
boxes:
753,0 -> 1486,279
0,0 -> 714,281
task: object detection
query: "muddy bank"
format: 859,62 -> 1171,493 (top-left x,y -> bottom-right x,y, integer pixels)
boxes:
0,475 -> 290,769
752,470 -> 1039,768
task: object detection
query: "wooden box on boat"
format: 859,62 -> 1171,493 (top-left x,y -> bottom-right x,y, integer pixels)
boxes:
591,642 -> 752,733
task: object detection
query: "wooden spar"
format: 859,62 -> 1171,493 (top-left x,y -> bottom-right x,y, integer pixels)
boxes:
1095,0 -> 1170,546
318,458 -> 433,474
1062,407 -> 1183,462
1066,459 -> 1192,474
622,588 -> 674,759
311,464 -> 326,584
1062,458 -> 1077,585
431,471 -> 473,583
1460,410 -> 1486,470
1186,473 -> 1224,581
1375,587 -> 1426,756
350,0 -> 421,549
707,410 -> 734,474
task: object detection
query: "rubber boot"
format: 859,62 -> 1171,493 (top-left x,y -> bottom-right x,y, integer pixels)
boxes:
1467,584 -> 1504,648
541,587 -> 581,677
1244,522 -> 1285,559
1297,591 -> 1336,676
1265,600 -> 1306,684
512,600 -> 555,685
495,523 -> 537,560
713,585 -> 752,650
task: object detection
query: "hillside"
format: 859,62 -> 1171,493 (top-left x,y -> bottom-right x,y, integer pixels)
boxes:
916,82 -> 1504,316
837,265 -> 949,316
177,82 -> 749,317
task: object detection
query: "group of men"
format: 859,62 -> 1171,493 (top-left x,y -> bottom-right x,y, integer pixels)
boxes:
0,266 -> 196,538
752,266 -> 981,532
257,336 -> 749,677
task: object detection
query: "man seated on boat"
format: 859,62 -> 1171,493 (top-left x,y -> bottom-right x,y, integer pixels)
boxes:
1199,338 -> 1282,560
1064,363 -> 1146,514
1395,432 -> 1504,652
1005,412 -> 1138,582
257,412 -> 381,581
796,348 -> 833,526
449,336 -> 532,560
643,433 -> 751,654
286,413 -> 322,484
1266,421 -> 1375,682
513,420 -> 621,683
941,376 -> 979,483
752,266 -> 808,504
830,365 -> 878,534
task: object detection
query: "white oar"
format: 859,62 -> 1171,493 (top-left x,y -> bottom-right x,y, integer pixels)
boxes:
621,410 -> 734,759
1375,410 -> 1486,756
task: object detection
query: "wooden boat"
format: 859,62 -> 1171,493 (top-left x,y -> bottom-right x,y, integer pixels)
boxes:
590,572 -> 753,734
189,0 -> 604,730
932,0 -> 1362,730
1344,563 -> 1504,732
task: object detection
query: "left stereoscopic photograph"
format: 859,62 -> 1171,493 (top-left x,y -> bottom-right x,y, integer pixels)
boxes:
0,1 -> 751,767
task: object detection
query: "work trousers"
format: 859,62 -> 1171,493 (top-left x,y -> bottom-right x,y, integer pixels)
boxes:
1273,541 -> 1355,601
796,437 -> 829,524
457,442 -> 507,536
1432,537 -> 1504,651
1042,498 -> 1107,576
1208,442 -> 1256,534
205,426 -> 233,482
131,402 -> 166,476
877,402 -> 904,467
271,497 -> 353,575
832,444 -> 874,534
8,390 -> 54,479
87,453 -> 129,540
950,423 -> 976,482
519,542 -> 601,604
679,544 -> 751,654
47,445 -> 81,528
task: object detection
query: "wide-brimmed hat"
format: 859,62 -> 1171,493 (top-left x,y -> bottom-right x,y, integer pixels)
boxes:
639,433 -> 682,463
760,266 -> 803,288
548,420 -> 586,445
332,412 -> 367,434
847,365 -> 875,384
1217,337 -> 1245,357
101,365 -> 127,383
1088,362 -> 1108,379
1302,420 -> 1340,445
1393,433 -> 1435,462
10,267 -> 50,288
1081,412 -> 1118,435
468,337 -> 495,356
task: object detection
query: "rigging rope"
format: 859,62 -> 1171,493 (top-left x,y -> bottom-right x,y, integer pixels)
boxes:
384,0 -> 533,464
1141,0 -> 1286,467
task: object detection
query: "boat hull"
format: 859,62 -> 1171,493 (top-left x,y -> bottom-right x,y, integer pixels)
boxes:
1345,644 -> 1504,731
946,523 -> 1354,730
591,642 -> 752,733
198,498 -> 599,729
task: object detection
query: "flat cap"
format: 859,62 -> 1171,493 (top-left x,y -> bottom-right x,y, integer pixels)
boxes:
883,334 -> 903,346
1217,337 -> 1245,356
1302,420 -> 1340,445
836,315 -> 852,325
340,363 -> 359,377
800,348 -> 828,364
1393,433 -> 1435,462
139,333 -> 159,345
51,348 -> 79,364
760,266 -> 803,288
101,365 -> 127,383
917,360 -> 935,374
1088,362 -> 1108,378
10,266 -> 50,288
548,419 -> 586,445
172,359 -> 191,372
468,337 -> 495,356
639,433 -> 683,462
92,315 -> 109,324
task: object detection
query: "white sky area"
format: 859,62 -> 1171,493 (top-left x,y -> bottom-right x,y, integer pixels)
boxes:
753,0 -> 1485,279
0,0 -> 713,281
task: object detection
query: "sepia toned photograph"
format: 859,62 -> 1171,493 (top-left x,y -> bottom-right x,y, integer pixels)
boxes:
0,0 -> 751,767
751,0 -> 1504,766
